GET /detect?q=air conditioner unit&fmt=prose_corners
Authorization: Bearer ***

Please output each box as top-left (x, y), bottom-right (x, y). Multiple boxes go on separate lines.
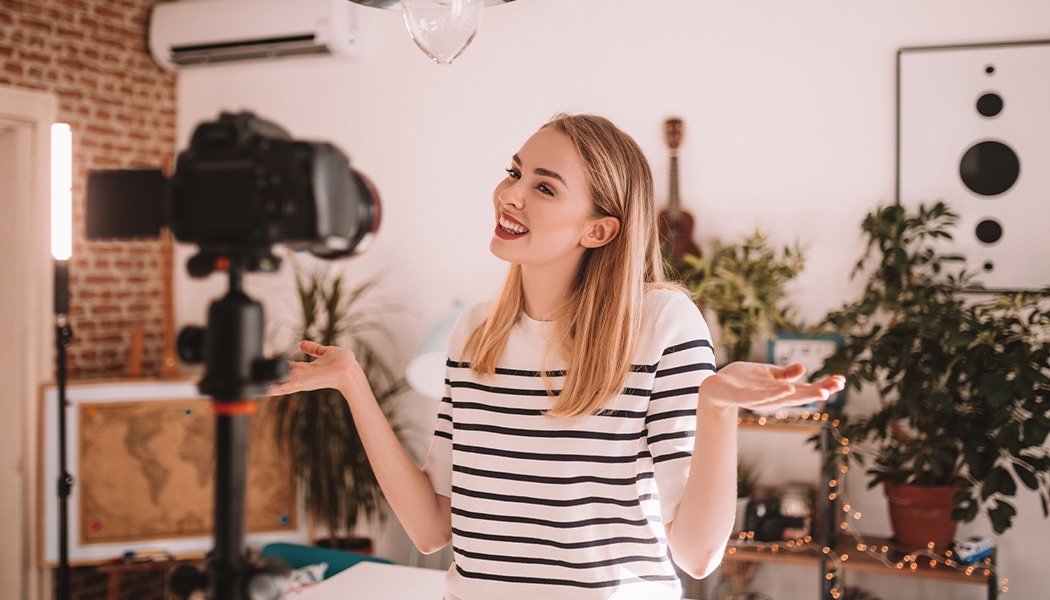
top-left (149, 0), bottom-right (362, 71)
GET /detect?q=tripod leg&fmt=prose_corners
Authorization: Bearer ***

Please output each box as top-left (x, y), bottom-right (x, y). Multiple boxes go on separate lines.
top-left (211, 407), bottom-right (252, 599)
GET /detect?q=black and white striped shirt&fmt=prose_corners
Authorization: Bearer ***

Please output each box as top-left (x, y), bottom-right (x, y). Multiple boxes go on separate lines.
top-left (424, 288), bottom-right (716, 599)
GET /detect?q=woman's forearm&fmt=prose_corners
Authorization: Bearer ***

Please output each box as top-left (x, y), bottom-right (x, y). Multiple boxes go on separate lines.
top-left (341, 375), bottom-right (452, 553)
top-left (667, 402), bottom-right (739, 579)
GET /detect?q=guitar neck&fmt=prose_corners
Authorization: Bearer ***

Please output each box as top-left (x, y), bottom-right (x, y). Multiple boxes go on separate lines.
top-left (668, 153), bottom-right (680, 216)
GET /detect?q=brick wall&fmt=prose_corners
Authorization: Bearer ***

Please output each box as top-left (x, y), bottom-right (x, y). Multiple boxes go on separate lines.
top-left (0, 0), bottom-right (176, 378)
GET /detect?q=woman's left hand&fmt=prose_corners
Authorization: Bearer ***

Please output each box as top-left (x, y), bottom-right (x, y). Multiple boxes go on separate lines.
top-left (699, 362), bottom-right (845, 412)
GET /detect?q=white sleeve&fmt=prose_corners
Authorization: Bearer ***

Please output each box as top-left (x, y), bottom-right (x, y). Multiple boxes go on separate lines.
top-left (645, 292), bottom-right (717, 523)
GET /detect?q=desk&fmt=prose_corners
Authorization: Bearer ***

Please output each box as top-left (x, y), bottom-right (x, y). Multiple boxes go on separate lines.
top-left (292, 561), bottom-right (448, 599)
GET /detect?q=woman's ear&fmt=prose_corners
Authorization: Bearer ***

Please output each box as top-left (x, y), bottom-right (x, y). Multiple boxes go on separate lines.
top-left (580, 216), bottom-right (622, 249)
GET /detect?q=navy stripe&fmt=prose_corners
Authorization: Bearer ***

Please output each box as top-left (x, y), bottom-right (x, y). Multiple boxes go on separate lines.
top-left (452, 443), bottom-right (651, 464)
top-left (437, 413), bottom-right (452, 422)
top-left (451, 506), bottom-right (660, 528)
top-left (450, 381), bottom-right (558, 396)
top-left (455, 565), bottom-right (679, 589)
top-left (663, 339), bottom-right (714, 356)
top-left (645, 408), bottom-right (695, 424)
top-left (451, 527), bottom-right (660, 550)
top-left (434, 430), bottom-right (452, 440)
top-left (454, 546), bottom-right (666, 570)
top-left (455, 401), bottom-right (648, 420)
top-left (648, 430), bottom-right (695, 445)
top-left (448, 339), bottom-right (712, 376)
top-left (454, 422), bottom-right (645, 441)
top-left (650, 386), bottom-right (699, 401)
top-left (453, 401), bottom-right (546, 417)
top-left (655, 362), bottom-right (716, 378)
top-left (453, 464), bottom-right (654, 486)
top-left (452, 485), bottom-right (653, 508)
top-left (653, 451), bottom-right (692, 464)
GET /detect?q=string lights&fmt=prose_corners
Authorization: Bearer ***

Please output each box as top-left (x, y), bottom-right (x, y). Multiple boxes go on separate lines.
top-left (731, 412), bottom-right (1009, 598)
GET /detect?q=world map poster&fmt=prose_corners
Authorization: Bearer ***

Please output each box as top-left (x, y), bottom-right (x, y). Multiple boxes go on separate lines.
top-left (77, 397), bottom-right (297, 543)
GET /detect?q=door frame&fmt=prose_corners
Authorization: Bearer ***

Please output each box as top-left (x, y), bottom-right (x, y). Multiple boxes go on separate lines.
top-left (0, 84), bottom-right (58, 600)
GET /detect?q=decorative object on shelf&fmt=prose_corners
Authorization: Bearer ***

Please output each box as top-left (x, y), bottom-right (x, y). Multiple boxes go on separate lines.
top-left (742, 483), bottom-right (815, 543)
top-left (657, 117), bottom-right (701, 261)
top-left (955, 536), bottom-right (996, 564)
top-left (817, 201), bottom-right (1050, 541)
top-left (675, 230), bottom-right (805, 362)
top-left (272, 263), bottom-right (407, 547)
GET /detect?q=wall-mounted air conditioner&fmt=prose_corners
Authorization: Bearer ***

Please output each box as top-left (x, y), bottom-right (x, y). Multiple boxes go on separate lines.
top-left (149, 0), bottom-right (362, 71)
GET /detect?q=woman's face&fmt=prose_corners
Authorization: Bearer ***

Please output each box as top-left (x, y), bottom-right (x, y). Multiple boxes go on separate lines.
top-left (490, 127), bottom-right (603, 268)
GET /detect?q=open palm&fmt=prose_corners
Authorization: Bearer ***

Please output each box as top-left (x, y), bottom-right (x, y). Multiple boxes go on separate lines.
top-left (266, 341), bottom-right (364, 398)
top-left (700, 362), bottom-right (845, 411)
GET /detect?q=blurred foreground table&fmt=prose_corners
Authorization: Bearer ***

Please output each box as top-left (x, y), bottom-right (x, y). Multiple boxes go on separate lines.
top-left (291, 561), bottom-right (448, 599)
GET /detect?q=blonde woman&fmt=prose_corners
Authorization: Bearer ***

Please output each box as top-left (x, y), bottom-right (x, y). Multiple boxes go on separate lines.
top-left (269, 114), bottom-right (844, 599)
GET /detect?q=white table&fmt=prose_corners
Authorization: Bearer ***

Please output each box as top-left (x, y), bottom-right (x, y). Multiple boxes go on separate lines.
top-left (291, 561), bottom-right (448, 599)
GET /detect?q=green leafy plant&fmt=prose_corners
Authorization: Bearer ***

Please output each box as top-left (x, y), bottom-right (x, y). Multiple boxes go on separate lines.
top-left (673, 230), bottom-right (806, 362)
top-left (817, 202), bottom-right (1050, 533)
top-left (273, 263), bottom-right (407, 540)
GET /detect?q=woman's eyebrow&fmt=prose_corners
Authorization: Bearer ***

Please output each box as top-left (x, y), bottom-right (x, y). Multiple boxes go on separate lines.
top-left (512, 153), bottom-right (568, 189)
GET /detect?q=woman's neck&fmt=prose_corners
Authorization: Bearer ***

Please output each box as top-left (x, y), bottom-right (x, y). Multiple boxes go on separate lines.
top-left (520, 259), bottom-right (581, 322)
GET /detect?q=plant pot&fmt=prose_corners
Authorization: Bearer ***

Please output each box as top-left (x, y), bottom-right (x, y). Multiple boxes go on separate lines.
top-left (883, 482), bottom-right (958, 551)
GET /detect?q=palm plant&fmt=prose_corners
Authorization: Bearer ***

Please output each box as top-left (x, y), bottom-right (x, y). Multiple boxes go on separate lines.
top-left (273, 263), bottom-right (406, 542)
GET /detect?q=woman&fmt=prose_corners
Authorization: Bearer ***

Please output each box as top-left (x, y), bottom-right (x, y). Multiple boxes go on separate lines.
top-left (268, 114), bottom-right (844, 599)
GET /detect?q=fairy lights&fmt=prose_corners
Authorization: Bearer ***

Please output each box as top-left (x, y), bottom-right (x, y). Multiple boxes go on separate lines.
top-left (732, 412), bottom-right (1010, 597)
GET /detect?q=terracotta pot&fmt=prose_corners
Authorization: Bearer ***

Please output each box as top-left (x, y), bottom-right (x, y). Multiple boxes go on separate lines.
top-left (883, 482), bottom-right (958, 551)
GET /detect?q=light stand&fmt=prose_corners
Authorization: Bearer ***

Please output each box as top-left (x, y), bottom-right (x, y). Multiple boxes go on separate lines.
top-left (50, 122), bottom-right (73, 600)
top-left (53, 260), bottom-right (73, 600)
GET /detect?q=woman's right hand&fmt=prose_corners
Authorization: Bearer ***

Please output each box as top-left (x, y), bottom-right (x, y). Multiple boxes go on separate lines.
top-left (266, 340), bottom-right (364, 398)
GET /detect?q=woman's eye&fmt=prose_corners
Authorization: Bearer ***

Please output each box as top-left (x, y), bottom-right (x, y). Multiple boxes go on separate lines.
top-left (536, 183), bottom-right (554, 196)
top-left (505, 167), bottom-right (520, 179)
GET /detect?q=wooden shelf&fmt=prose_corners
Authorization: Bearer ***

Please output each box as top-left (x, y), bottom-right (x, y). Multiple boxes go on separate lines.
top-left (724, 535), bottom-right (995, 586)
top-left (737, 415), bottom-right (828, 434)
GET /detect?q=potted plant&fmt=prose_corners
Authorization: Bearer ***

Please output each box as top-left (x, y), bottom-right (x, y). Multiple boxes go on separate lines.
top-left (273, 263), bottom-right (407, 551)
top-left (672, 230), bottom-right (806, 363)
top-left (817, 202), bottom-right (1050, 547)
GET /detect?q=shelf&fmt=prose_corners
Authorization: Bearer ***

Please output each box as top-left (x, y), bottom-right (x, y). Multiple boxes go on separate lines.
top-left (737, 414), bottom-right (830, 434)
top-left (723, 535), bottom-right (995, 586)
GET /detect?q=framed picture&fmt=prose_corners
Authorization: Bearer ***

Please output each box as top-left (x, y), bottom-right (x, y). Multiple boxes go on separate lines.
top-left (38, 379), bottom-right (308, 565)
top-left (761, 333), bottom-right (846, 414)
top-left (897, 39), bottom-right (1050, 292)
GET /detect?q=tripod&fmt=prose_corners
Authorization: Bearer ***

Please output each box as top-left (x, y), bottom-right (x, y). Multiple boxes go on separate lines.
top-left (172, 255), bottom-right (289, 600)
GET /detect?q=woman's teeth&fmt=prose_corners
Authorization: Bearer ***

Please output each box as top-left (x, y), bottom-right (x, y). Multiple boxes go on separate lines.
top-left (499, 216), bottom-right (529, 234)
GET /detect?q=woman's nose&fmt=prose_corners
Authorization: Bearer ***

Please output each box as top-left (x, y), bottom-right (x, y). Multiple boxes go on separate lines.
top-left (499, 185), bottom-right (524, 209)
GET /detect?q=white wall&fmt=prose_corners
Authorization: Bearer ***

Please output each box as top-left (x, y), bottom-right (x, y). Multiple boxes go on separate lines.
top-left (174, 1), bottom-right (1050, 598)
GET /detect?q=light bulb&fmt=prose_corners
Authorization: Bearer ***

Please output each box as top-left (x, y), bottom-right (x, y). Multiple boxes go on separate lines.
top-left (400, 0), bottom-right (483, 64)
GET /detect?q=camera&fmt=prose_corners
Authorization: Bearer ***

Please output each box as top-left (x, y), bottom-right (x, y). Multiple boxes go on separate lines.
top-left (86, 111), bottom-right (380, 273)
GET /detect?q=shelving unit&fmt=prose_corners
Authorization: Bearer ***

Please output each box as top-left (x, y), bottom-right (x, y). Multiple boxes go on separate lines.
top-left (730, 414), bottom-right (998, 600)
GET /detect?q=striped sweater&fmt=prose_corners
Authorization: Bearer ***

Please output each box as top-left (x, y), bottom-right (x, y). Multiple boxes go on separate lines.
top-left (423, 287), bottom-right (716, 599)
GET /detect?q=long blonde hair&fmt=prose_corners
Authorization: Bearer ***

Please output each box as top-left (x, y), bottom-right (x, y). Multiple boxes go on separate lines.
top-left (463, 114), bottom-right (665, 418)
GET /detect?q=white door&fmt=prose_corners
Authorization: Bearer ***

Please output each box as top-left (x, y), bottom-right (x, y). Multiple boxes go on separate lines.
top-left (0, 85), bottom-right (56, 600)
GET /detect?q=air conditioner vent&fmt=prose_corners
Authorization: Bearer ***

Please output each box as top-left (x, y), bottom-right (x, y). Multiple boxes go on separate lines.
top-left (170, 34), bottom-right (329, 66)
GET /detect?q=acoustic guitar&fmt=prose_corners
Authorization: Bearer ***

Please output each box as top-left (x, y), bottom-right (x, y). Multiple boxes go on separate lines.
top-left (657, 117), bottom-right (701, 260)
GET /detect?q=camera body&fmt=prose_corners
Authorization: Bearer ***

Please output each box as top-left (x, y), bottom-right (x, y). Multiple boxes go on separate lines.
top-left (86, 111), bottom-right (380, 272)
top-left (171, 112), bottom-right (378, 261)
